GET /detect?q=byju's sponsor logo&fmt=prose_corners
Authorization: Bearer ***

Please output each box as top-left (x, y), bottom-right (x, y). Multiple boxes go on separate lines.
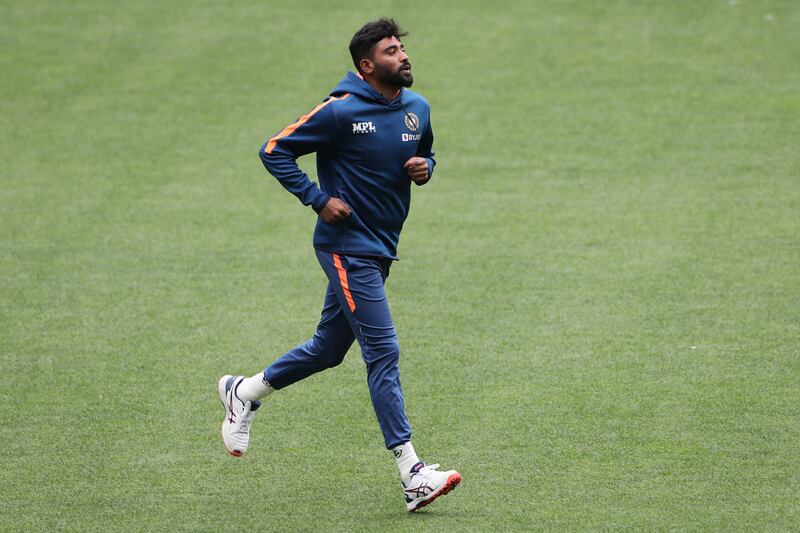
top-left (352, 122), bottom-right (376, 134)
top-left (402, 133), bottom-right (421, 142)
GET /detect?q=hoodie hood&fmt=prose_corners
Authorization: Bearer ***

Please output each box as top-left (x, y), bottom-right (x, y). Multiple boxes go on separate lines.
top-left (330, 71), bottom-right (405, 108)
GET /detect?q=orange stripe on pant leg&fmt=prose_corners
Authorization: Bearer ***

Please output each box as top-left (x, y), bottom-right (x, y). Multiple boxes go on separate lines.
top-left (332, 253), bottom-right (356, 313)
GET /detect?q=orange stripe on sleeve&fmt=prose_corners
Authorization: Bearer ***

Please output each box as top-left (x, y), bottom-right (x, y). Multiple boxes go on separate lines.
top-left (332, 253), bottom-right (356, 313)
top-left (264, 94), bottom-right (350, 154)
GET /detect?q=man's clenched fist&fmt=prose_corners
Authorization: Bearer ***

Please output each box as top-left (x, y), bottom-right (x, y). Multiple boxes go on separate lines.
top-left (319, 197), bottom-right (352, 223)
top-left (404, 157), bottom-right (430, 185)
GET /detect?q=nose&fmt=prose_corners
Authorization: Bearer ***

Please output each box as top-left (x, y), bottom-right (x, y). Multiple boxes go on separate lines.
top-left (399, 50), bottom-right (409, 62)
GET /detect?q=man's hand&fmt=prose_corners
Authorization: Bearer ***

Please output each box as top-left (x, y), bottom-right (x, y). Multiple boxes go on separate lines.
top-left (404, 157), bottom-right (430, 185)
top-left (319, 197), bottom-right (352, 223)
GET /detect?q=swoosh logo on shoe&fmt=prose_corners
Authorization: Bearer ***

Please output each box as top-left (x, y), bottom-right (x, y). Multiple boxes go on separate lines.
top-left (228, 392), bottom-right (236, 423)
top-left (404, 483), bottom-right (434, 497)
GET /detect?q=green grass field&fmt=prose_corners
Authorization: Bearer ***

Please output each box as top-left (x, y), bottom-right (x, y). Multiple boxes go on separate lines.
top-left (2, 0), bottom-right (799, 530)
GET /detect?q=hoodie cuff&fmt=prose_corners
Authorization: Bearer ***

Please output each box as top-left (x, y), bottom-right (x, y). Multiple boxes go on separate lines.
top-left (310, 190), bottom-right (331, 213)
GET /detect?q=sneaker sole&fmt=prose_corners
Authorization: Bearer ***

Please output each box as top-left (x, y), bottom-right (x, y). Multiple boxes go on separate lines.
top-left (408, 472), bottom-right (462, 512)
top-left (217, 375), bottom-right (242, 457)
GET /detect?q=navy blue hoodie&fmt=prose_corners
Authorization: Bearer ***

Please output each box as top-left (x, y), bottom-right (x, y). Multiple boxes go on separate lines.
top-left (259, 71), bottom-right (435, 260)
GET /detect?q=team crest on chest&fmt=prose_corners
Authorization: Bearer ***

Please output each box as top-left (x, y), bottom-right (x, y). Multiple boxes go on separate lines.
top-left (404, 112), bottom-right (419, 131)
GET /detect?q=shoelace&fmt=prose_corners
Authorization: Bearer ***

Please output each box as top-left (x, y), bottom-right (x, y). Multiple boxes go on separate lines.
top-left (235, 402), bottom-right (254, 431)
top-left (405, 463), bottom-right (443, 494)
top-left (409, 463), bottom-right (441, 483)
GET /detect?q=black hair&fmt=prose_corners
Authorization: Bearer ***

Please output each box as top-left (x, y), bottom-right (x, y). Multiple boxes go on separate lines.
top-left (349, 18), bottom-right (408, 73)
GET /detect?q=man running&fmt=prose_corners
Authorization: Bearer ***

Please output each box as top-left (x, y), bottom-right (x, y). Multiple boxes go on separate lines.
top-left (218, 18), bottom-right (461, 512)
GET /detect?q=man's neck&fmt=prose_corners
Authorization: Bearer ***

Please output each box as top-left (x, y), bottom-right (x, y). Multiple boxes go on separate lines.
top-left (363, 76), bottom-right (401, 102)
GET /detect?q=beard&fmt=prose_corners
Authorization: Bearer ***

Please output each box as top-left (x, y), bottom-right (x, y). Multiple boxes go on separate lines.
top-left (374, 60), bottom-right (413, 88)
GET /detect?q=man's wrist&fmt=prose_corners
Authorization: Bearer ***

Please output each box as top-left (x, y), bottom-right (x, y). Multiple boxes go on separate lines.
top-left (311, 193), bottom-right (331, 213)
top-left (423, 157), bottom-right (434, 178)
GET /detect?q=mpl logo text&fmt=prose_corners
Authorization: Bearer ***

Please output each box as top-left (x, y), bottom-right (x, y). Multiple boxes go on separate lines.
top-left (352, 122), bottom-right (376, 134)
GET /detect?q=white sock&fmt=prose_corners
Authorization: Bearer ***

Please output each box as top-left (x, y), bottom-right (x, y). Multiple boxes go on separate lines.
top-left (236, 372), bottom-right (274, 402)
top-left (392, 442), bottom-right (420, 484)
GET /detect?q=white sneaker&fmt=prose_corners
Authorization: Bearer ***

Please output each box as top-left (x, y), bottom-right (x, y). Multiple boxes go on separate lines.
top-left (217, 375), bottom-right (260, 457)
top-left (403, 461), bottom-right (462, 512)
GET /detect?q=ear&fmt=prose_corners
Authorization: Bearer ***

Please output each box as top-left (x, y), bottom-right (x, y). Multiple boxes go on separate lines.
top-left (359, 58), bottom-right (374, 75)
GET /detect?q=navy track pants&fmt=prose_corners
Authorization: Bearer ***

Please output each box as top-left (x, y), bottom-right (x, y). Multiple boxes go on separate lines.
top-left (263, 249), bottom-right (411, 449)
